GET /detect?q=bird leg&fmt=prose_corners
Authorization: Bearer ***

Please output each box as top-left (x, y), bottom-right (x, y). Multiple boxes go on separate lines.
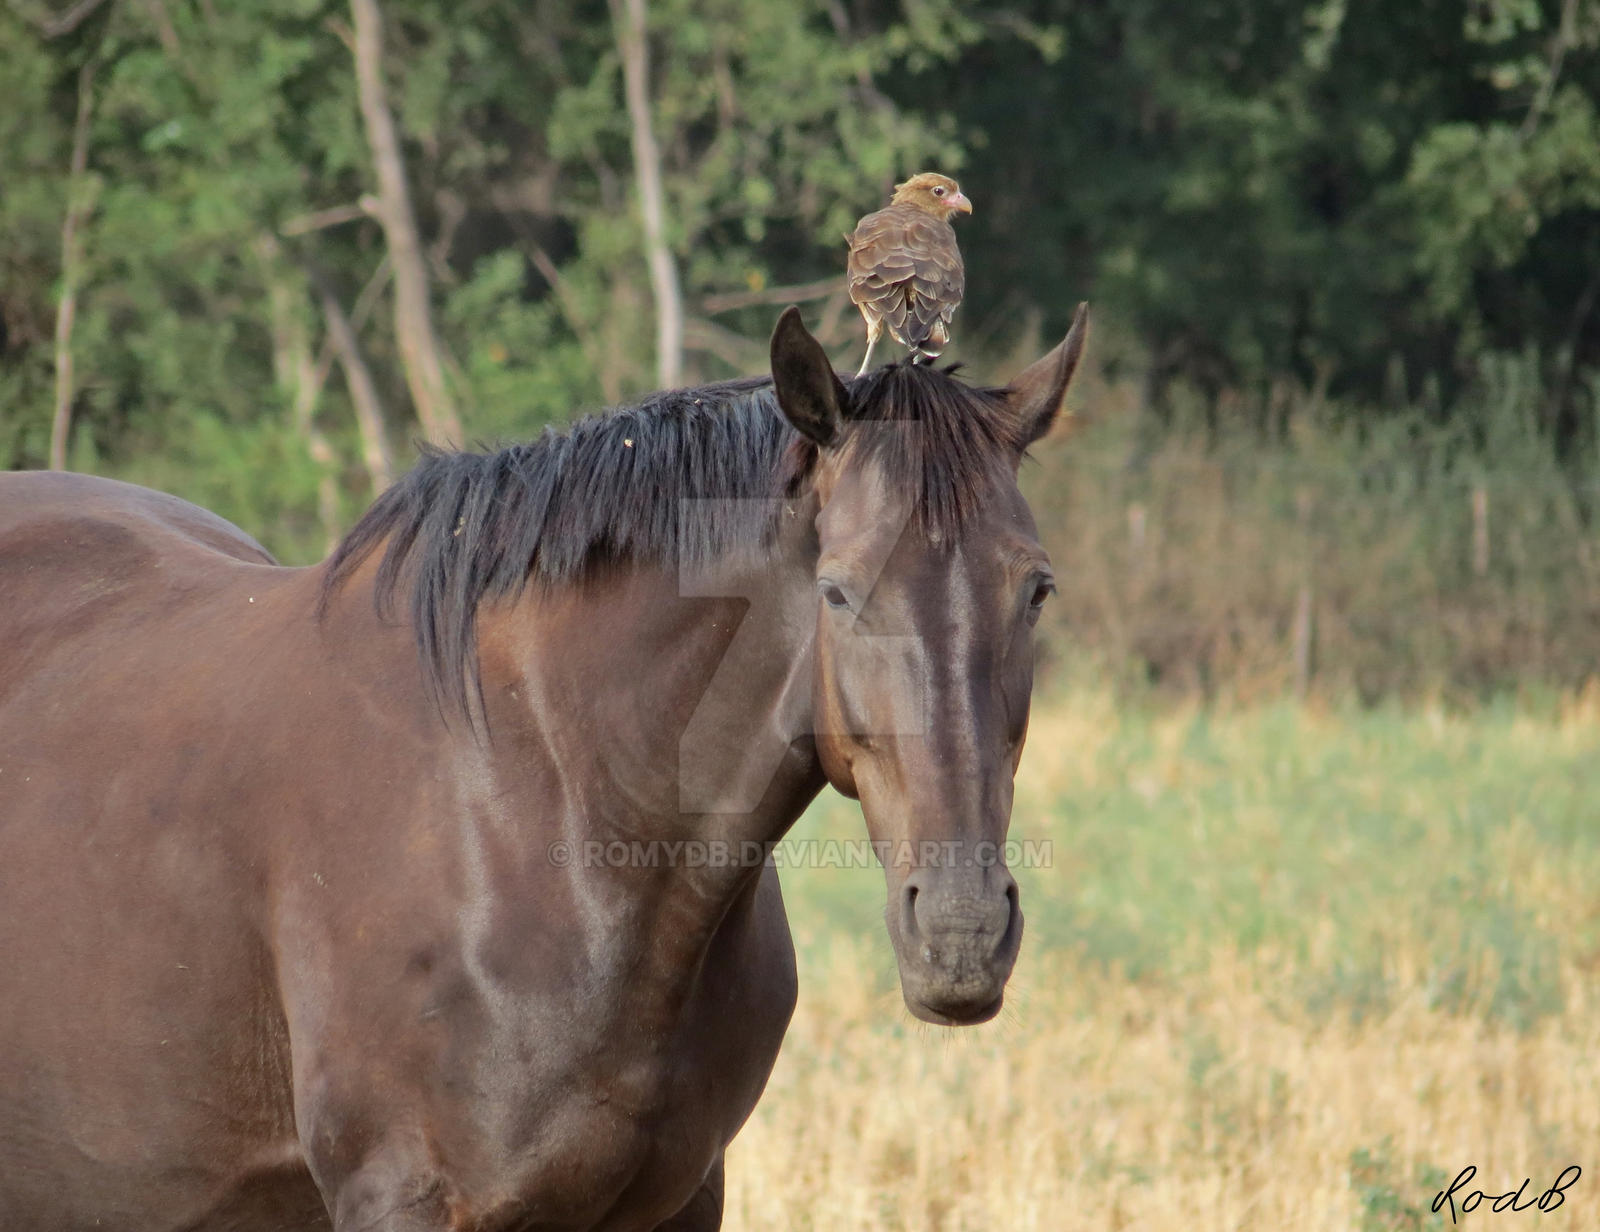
top-left (856, 315), bottom-right (882, 378)
top-left (855, 337), bottom-right (879, 378)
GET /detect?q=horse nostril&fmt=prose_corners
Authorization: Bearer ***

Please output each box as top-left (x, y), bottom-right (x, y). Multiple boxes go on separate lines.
top-left (998, 879), bottom-right (1023, 957)
top-left (900, 880), bottom-right (921, 941)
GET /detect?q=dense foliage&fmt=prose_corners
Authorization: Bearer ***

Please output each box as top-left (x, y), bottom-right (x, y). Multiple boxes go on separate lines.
top-left (2, 0), bottom-right (1598, 695)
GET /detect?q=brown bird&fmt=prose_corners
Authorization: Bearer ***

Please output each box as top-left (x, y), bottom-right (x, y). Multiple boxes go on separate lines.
top-left (845, 171), bottom-right (972, 376)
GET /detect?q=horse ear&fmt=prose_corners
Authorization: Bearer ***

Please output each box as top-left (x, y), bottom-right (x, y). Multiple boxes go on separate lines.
top-left (1006, 302), bottom-right (1089, 447)
top-left (770, 306), bottom-right (846, 447)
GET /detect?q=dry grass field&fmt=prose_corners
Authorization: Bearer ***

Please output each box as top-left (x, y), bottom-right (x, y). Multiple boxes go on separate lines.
top-left (724, 691), bottom-right (1600, 1230)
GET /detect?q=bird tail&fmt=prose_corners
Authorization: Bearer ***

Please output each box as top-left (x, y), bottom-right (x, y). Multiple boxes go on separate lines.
top-left (912, 319), bottom-right (950, 363)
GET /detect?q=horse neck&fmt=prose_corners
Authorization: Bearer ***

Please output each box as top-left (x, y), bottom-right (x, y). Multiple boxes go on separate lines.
top-left (461, 550), bottom-right (820, 1027)
top-left (475, 545), bottom-right (825, 855)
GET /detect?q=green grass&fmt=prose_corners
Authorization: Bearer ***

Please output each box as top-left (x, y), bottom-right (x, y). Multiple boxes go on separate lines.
top-left (777, 692), bottom-right (1600, 1030)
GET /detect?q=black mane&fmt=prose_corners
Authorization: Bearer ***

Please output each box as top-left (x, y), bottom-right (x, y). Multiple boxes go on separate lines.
top-left (321, 362), bottom-right (1020, 720)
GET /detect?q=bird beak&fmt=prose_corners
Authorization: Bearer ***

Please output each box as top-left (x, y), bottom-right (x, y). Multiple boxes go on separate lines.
top-left (951, 192), bottom-right (973, 215)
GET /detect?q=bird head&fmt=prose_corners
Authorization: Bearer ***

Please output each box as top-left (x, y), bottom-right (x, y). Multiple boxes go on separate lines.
top-left (891, 172), bottom-right (973, 220)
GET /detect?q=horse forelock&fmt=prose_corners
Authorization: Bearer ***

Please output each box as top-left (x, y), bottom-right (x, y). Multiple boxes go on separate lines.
top-left (792, 362), bottom-right (1021, 537)
top-left (319, 362), bottom-right (1019, 721)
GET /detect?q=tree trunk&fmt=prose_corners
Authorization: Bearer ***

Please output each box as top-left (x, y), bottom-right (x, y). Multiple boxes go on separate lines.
top-left (317, 277), bottom-right (397, 496)
top-left (350, 0), bottom-right (464, 445)
top-left (610, 0), bottom-right (683, 389)
top-left (300, 256), bottom-right (396, 496)
top-left (255, 235), bottom-right (343, 550)
top-left (48, 61), bottom-right (96, 472)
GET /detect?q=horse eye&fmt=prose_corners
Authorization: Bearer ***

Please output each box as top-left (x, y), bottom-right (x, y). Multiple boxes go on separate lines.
top-left (1029, 580), bottom-right (1056, 609)
top-left (821, 584), bottom-right (850, 610)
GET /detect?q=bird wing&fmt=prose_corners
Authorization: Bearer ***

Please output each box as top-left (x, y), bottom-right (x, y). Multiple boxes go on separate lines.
top-left (846, 206), bottom-right (963, 349)
top-left (901, 213), bottom-right (964, 350)
top-left (846, 206), bottom-right (918, 344)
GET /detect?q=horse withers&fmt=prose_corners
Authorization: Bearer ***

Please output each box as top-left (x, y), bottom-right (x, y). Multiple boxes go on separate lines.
top-left (0, 305), bottom-right (1087, 1231)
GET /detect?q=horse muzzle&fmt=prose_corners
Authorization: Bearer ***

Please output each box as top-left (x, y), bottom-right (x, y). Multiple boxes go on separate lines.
top-left (889, 864), bottom-right (1023, 1025)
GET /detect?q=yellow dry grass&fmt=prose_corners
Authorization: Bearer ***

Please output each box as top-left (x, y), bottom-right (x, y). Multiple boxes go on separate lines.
top-left (726, 943), bottom-right (1598, 1229)
top-left (723, 697), bottom-right (1600, 1230)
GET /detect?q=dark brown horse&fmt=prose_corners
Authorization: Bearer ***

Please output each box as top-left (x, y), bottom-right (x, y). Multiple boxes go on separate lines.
top-left (0, 305), bottom-right (1087, 1231)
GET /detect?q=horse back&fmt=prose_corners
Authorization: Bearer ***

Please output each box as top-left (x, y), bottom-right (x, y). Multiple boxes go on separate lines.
top-left (0, 469), bottom-right (275, 569)
top-left (0, 472), bottom-right (276, 691)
